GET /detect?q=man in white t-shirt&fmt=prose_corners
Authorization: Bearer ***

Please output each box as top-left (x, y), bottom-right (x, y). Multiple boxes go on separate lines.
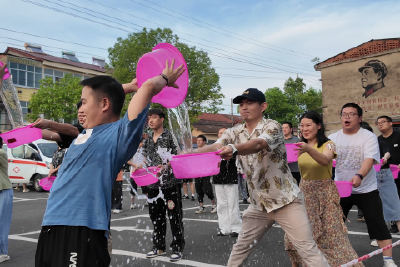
top-left (329, 103), bottom-right (396, 267)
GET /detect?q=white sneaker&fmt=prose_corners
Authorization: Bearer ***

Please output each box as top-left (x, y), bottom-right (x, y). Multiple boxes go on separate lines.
top-left (195, 206), bottom-right (205, 214)
top-left (383, 259), bottom-right (398, 267)
top-left (113, 209), bottom-right (122, 214)
top-left (130, 203), bottom-right (137, 209)
top-left (146, 248), bottom-right (166, 258)
top-left (0, 255), bottom-right (10, 263)
top-left (23, 189), bottom-right (30, 193)
top-left (211, 205), bottom-right (217, 213)
top-left (371, 240), bottom-right (379, 247)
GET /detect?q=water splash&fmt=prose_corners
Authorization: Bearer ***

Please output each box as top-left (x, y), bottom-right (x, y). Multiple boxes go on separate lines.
top-left (167, 101), bottom-right (192, 154)
top-left (0, 77), bottom-right (24, 128)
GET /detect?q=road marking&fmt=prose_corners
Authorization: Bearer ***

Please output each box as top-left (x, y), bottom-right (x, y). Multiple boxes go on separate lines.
top-left (13, 197), bottom-right (48, 202)
top-left (183, 205), bottom-right (212, 211)
top-left (184, 218), bottom-right (218, 223)
top-left (16, 230), bottom-right (41, 236)
top-left (110, 226), bottom-right (152, 233)
top-left (8, 235), bottom-right (38, 243)
top-left (112, 249), bottom-right (226, 267)
top-left (111, 214), bottom-right (149, 222)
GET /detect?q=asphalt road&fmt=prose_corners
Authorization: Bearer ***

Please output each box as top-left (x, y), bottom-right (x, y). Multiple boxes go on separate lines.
top-left (3, 183), bottom-right (400, 267)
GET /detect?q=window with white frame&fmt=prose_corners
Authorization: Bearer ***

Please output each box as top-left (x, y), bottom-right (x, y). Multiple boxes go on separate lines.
top-left (20, 101), bottom-right (30, 122)
top-left (9, 62), bottom-right (42, 88)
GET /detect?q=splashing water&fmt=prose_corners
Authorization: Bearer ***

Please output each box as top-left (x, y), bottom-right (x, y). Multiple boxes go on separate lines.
top-left (167, 101), bottom-right (192, 154)
top-left (0, 77), bottom-right (24, 128)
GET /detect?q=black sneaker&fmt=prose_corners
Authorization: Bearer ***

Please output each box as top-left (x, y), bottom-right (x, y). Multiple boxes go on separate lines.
top-left (389, 224), bottom-right (399, 234)
top-left (191, 196), bottom-right (195, 201)
top-left (230, 232), bottom-right (239, 237)
top-left (182, 195), bottom-right (189, 200)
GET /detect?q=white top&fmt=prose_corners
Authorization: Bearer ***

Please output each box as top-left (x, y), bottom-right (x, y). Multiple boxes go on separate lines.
top-left (328, 128), bottom-right (380, 194)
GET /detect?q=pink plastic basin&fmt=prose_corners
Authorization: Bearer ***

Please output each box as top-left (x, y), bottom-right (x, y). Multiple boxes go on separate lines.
top-left (332, 160), bottom-right (336, 168)
top-left (170, 151), bottom-right (222, 179)
top-left (335, 181), bottom-right (352, 198)
top-left (136, 43), bottom-right (189, 108)
top-left (390, 164), bottom-right (399, 179)
top-left (130, 167), bottom-right (159, 186)
top-left (0, 62), bottom-right (10, 80)
top-left (0, 124), bottom-right (42, 148)
top-left (39, 176), bottom-right (56, 191)
top-left (374, 159), bottom-right (384, 172)
top-left (285, 144), bottom-right (298, 163)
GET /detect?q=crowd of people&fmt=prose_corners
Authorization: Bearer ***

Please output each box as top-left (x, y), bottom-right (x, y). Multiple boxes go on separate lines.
top-left (0, 60), bottom-right (399, 267)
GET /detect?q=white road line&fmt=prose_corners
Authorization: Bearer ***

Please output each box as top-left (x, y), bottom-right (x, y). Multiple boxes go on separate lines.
top-left (8, 235), bottom-right (38, 243)
top-left (183, 218), bottom-right (218, 223)
top-left (111, 214), bottom-right (149, 222)
top-left (183, 205), bottom-right (212, 211)
top-left (112, 249), bottom-right (226, 267)
top-left (110, 226), bottom-right (152, 233)
top-left (15, 230), bottom-right (41, 236)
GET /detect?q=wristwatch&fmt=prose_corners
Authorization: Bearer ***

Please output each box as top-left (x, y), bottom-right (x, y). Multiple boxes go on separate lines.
top-left (160, 74), bottom-right (169, 86)
top-left (227, 144), bottom-right (238, 157)
top-left (355, 173), bottom-right (363, 180)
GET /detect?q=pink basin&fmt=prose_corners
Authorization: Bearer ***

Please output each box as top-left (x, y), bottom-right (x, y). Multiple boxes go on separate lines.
top-left (0, 62), bottom-right (10, 80)
top-left (373, 159), bottom-right (384, 172)
top-left (285, 144), bottom-right (298, 163)
top-left (39, 176), bottom-right (56, 191)
top-left (130, 167), bottom-right (159, 186)
top-left (171, 151), bottom-right (222, 179)
top-left (332, 160), bottom-right (336, 168)
top-left (390, 164), bottom-right (399, 179)
top-left (335, 181), bottom-right (352, 198)
top-left (0, 124), bottom-right (42, 148)
top-left (136, 43), bottom-right (188, 108)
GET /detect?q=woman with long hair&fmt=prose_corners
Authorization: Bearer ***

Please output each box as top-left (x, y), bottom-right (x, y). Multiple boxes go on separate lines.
top-left (284, 111), bottom-right (363, 267)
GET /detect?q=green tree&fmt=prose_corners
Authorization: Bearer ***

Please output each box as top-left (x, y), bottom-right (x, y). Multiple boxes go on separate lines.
top-left (258, 77), bottom-right (322, 126)
top-left (108, 27), bottom-right (224, 124)
top-left (27, 74), bottom-right (82, 123)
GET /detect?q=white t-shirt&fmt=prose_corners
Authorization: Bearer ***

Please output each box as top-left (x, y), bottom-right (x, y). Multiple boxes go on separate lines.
top-left (328, 128), bottom-right (380, 194)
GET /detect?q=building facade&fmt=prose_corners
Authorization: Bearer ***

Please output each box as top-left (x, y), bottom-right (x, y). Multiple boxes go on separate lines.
top-left (0, 44), bottom-right (107, 131)
top-left (315, 38), bottom-right (400, 135)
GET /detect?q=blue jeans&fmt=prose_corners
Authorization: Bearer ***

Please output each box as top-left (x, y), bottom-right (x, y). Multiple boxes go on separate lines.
top-left (238, 174), bottom-right (248, 199)
top-left (377, 168), bottom-right (400, 221)
top-left (0, 189), bottom-right (13, 255)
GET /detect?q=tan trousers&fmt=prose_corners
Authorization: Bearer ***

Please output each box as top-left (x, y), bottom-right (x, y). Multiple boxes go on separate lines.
top-left (227, 196), bottom-right (330, 267)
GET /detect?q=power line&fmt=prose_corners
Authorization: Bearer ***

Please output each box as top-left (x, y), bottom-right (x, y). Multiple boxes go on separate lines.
top-left (0, 37), bottom-right (106, 59)
top-left (44, 0), bottom-right (315, 72)
top-left (128, 0), bottom-right (313, 59)
top-left (18, 0), bottom-right (320, 77)
top-left (143, 0), bottom-right (315, 58)
top-left (0, 27), bottom-right (107, 51)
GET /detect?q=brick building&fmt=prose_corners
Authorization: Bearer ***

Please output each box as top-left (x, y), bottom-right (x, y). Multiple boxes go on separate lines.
top-left (315, 38), bottom-right (400, 135)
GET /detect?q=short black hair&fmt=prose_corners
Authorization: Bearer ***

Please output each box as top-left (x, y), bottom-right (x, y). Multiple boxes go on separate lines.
top-left (341, 103), bottom-right (363, 117)
top-left (360, 121), bottom-right (373, 133)
top-left (377, 115), bottom-right (392, 122)
top-left (282, 122), bottom-right (293, 128)
top-left (299, 111), bottom-right (329, 148)
top-left (0, 134), bottom-right (2, 148)
top-left (77, 100), bottom-right (82, 110)
top-left (80, 75), bottom-right (125, 116)
top-left (197, 135), bottom-right (207, 142)
top-left (148, 108), bottom-right (165, 119)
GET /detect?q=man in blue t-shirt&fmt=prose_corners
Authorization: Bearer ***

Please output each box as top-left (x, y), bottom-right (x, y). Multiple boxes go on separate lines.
top-left (35, 61), bottom-right (185, 267)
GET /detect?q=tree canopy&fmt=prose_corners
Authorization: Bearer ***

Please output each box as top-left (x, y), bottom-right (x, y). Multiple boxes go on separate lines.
top-left (108, 27), bottom-right (224, 124)
top-left (27, 74), bottom-right (82, 123)
top-left (263, 77), bottom-right (322, 126)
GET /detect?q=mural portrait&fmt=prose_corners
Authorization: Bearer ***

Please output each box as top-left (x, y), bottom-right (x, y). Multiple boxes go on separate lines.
top-left (359, 59), bottom-right (388, 98)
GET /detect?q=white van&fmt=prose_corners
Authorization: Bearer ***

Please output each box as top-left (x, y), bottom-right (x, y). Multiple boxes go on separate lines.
top-left (2, 139), bottom-right (58, 192)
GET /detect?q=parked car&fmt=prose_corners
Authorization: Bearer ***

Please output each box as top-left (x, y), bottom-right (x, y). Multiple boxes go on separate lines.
top-left (3, 139), bottom-right (58, 192)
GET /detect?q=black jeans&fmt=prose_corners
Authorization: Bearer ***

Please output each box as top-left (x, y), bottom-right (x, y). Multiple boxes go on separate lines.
top-left (195, 176), bottom-right (215, 203)
top-left (112, 181), bottom-right (123, 210)
top-left (291, 172), bottom-right (301, 185)
top-left (148, 185), bottom-right (185, 252)
top-left (340, 190), bottom-right (392, 240)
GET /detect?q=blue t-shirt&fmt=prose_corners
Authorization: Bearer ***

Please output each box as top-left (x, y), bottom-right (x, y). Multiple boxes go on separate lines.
top-left (42, 107), bottom-right (149, 232)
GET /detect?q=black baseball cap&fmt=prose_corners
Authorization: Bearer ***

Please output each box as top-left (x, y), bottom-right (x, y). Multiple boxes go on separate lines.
top-left (232, 88), bottom-right (266, 104)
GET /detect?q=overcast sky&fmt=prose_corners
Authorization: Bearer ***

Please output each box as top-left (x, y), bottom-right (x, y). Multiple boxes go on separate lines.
top-left (2, 0), bottom-right (400, 114)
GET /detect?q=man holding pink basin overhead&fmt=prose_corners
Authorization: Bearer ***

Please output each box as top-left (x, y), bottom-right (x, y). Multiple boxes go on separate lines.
top-left (34, 60), bottom-right (185, 267)
top-left (195, 88), bottom-right (330, 267)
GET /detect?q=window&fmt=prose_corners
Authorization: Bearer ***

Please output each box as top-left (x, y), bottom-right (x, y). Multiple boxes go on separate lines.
top-left (11, 146), bottom-right (24, 159)
top-left (9, 63), bottom-right (42, 88)
top-left (20, 101), bottom-right (30, 123)
top-left (83, 75), bottom-right (92, 80)
top-left (74, 74), bottom-right (82, 80)
top-left (24, 145), bottom-right (39, 160)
